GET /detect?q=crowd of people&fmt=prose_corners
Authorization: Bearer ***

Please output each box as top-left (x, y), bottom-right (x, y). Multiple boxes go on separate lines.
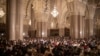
top-left (0, 37), bottom-right (100, 56)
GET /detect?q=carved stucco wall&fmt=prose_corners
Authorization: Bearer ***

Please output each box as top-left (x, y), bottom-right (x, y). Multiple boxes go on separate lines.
top-left (0, 0), bottom-right (96, 28)
top-left (25, 0), bottom-right (71, 29)
top-left (0, 0), bottom-right (99, 39)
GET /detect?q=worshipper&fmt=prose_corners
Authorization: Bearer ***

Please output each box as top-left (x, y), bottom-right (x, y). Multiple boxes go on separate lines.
top-left (0, 37), bottom-right (100, 56)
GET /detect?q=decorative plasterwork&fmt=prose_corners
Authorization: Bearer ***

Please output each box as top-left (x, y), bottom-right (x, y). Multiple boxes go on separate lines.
top-left (23, 0), bottom-right (96, 29)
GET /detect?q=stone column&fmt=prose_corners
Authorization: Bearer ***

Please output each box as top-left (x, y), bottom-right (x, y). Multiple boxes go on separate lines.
top-left (42, 22), bottom-right (48, 37)
top-left (79, 16), bottom-right (85, 39)
top-left (70, 15), bottom-right (86, 39)
top-left (84, 19), bottom-right (94, 38)
top-left (31, 5), bottom-right (34, 30)
top-left (84, 19), bottom-right (90, 38)
top-left (89, 19), bottom-right (94, 36)
top-left (7, 0), bottom-right (16, 40)
top-left (30, 4), bottom-right (36, 37)
top-left (36, 22), bottom-right (42, 37)
top-left (36, 22), bottom-right (48, 38)
top-left (84, 4), bottom-right (96, 38)
top-left (70, 15), bottom-right (79, 39)
top-left (16, 0), bottom-right (24, 40)
top-left (70, 0), bottom-right (87, 39)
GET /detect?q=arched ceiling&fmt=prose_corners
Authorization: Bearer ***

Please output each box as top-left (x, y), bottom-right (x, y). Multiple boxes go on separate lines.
top-left (0, 0), bottom-right (100, 29)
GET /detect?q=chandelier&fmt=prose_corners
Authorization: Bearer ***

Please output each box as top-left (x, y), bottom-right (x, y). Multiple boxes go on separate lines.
top-left (51, 6), bottom-right (59, 17)
top-left (0, 8), bottom-right (5, 18)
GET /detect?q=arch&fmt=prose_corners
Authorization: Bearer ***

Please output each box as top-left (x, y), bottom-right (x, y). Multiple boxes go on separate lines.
top-left (25, 0), bottom-right (34, 18)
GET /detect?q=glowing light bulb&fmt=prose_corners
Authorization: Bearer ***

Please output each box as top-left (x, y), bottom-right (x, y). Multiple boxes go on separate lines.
top-left (51, 6), bottom-right (59, 17)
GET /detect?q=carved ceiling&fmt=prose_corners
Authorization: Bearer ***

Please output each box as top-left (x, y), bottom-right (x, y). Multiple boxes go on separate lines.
top-left (25, 0), bottom-right (86, 28)
top-left (0, 0), bottom-right (100, 28)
